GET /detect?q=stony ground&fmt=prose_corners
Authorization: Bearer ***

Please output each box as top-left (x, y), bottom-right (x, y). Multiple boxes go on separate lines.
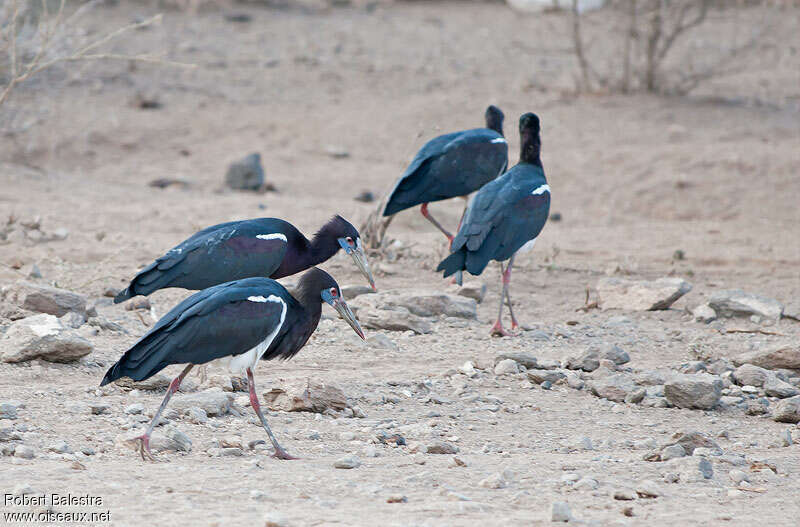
top-left (1, 1), bottom-right (800, 526)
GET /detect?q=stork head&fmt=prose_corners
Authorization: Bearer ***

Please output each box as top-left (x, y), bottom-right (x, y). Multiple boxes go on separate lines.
top-left (485, 105), bottom-right (505, 135)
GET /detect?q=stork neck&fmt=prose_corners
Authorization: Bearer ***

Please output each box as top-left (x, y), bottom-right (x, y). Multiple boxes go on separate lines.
top-left (293, 286), bottom-right (323, 330)
top-left (520, 130), bottom-right (541, 166)
top-left (306, 232), bottom-right (340, 267)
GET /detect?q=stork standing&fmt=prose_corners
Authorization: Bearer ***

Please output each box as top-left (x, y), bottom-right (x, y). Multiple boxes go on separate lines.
top-left (382, 106), bottom-right (508, 244)
top-left (101, 268), bottom-right (364, 461)
top-left (114, 215), bottom-right (375, 303)
top-left (437, 113), bottom-right (550, 336)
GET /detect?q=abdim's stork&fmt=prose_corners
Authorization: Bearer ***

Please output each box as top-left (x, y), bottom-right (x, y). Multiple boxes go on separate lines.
top-left (101, 268), bottom-right (364, 461)
top-left (383, 106), bottom-right (508, 243)
top-left (114, 216), bottom-right (375, 303)
top-left (437, 113), bottom-right (550, 336)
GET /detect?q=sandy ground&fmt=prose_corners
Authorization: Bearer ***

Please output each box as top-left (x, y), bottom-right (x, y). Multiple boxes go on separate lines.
top-left (1, 1), bottom-right (800, 526)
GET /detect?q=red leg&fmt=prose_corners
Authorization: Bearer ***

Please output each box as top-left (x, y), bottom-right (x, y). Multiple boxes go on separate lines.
top-left (133, 364), bottom-right (193, 461)
top-left (503, 255), bottom-right (520, 331)
top-left (420, 203), bottom-right (453, 244)
top-left (247, 368), bottom-right (298, 460)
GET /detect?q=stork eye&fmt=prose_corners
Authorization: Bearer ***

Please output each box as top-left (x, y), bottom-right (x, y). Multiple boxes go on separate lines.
top-left (329, 287), bottom-right (338, 297)
top-left (346, 237), bottom-right (354, 246)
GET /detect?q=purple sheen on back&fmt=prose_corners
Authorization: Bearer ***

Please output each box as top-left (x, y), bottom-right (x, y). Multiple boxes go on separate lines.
top-left (223, 236), bottom-right (284, 254)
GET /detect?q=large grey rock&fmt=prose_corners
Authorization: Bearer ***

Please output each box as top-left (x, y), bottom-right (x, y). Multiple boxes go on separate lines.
top-left (353, 305), bottom-right (432, 334)
top-left (494, 359), bottom-right (520, 375)
top-left (565, 349), bottom-right (600, 372)
top-left (2, 281), bottom-right (86, 318)
top-left (1, 314), bottom-right (92, 363)
top-left (597, 277), bottom-right (692, 311)
top-left (0, 402), bottom-right (18, 420)
top-left (732, 364), bottom-right (770, 387)
top-left (113, 373), bottom-right (172, 391)
top-left (588, 373), bottom-right (637, 402)
top-left (664, 457), bottom-right (713, 482)
top-left (772, 397), bottom-right (800, 423)
top-left (764, 376), bottom-right (799, 398)
top-left (708, 289), bottom-right (783, 320)
top-left (734, 345), bottom-right (800, 371)
top-left (225, 152), bottom-right (264, 191)
top-left (262, 379), bottom-right (348, 413)
top-left (340, 284), bottom-right (375, 300)
top-left (454, 282), bottom-right (487, 303)
top-left (495, 351), bottom-right (538, 369)
top-left (527, 369), bottom-right (567, 385)
top-left (169, 389), bottom-right (234, 417)
top-left (351, 290), bottom-right (477, 320)
top-left (664, 431), bottom-right (721, 455)
top-left (664, 374), bottom-right (722, 409)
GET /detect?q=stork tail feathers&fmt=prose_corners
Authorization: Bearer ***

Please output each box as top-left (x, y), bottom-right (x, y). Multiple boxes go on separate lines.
top-left (436, 250), bottom-right (466, 279)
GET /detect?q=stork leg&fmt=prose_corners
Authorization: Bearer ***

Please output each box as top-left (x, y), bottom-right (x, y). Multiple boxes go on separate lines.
top-left (490, 262), bottom-right (513, 337)
top-left (420, 203), bottom-right (453, 244)
top-left (133, 363), bottom-right (193, 461)
top-left (503, 254), bottom-right (520, 331)
top-left (246, 368), bottom-right (298, 460)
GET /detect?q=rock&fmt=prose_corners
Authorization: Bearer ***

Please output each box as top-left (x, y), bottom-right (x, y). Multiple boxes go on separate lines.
top-left (333, 455), bottom-right (360, 469)
top-left (14, 445), bottom-right (35, 459)
top-left (262, 379), bottom-right (347, 413)
top-left (340, 284), bottom-right (374, 300)
top-left (624, 388), bottom-right (646, 404)
top-left (665, 431), bottom-right (721, 455)
top-left (636, 480), bottom-right (663, 498)
top-left (734, 345), bottom-right (800, 372)
top-left (183, 406), bottom-right (207, 424)
top-left (0, 402), bottom-right (18, 420)
top-left (665, 457), bottom-right (713, 482)
top-left (574, 477), bottom-right (598, 490)
top-left (764, 376), bottom-right (799, 398)
top-left (660, 444), bottom-right (686, 461)
top-left (1, 314), bottom-right (93, 363)
top-left (692, 304), bottom-right (717, 323)
top-left (455, 282), bottom-right (487, 303)
top-left (732, 364), bottom-right (769, 387)
top-left (494, 359), bottom-right (520, 375)
top-left (264, 512), bottom-right (289, 527)
top-left (664, 374), bottom-right (722, 409)
top-left (225, 152), bottom-right (264, 191)
top-left (425, 441), bottom-right (459, 454)
top-left (366, 334), bottom-right (398, 351)
top-left (495, 351), bottom-right (538, 369)
top-left (124, 403), bottom-right (144, 415)
top-left (90, 403), bottom-right (110, 415)
top-left (2, 281), bottom-right (87, 318)
top-left (527, 369), bottom-right (566, 385)
top-left (59, 311), bottom-right (85, 329)
top-left (708, 289), bottom-right (783, 320)
top-left (350, 289), bottom-right (476, 320)
top-left (588, 373), bottom-right (637, 402)
top-left (565, 349), bottom-right (600, 372)
top-left (597, 277), bottom-right (692, 311)
top-left (351, 304), bottom-right (432, 334)
top-left (613, 489), bottom-right (637, 501)
top-left (602, 345), bottom-right (630, 366)
top-left (772, 396), bottom-right (800, 423)
top-left (729, 469), bottom-right (749, 484)
top-left (551, 501), bottom-right (573, 522)
top-left (169, 389), bottom-right (234, 417)
top-left (47, 440), bottom-right (71, 454)
top-left (479, 473), bottom-right (507, 489)
top-left (114, 373), bottom-right (172, 391)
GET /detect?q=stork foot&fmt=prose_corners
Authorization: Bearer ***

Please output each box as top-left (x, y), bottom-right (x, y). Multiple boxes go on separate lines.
top-left (490, 321), bottom-right (517, 337)
top-left (133, 434), bottom-right (157, 462)
top-left (271, 447), bottom-right (300, 460)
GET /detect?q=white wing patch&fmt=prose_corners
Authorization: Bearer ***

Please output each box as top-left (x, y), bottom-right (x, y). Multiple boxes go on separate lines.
top-left (256, 233), bottom-right (287, 242)
top-left (517, 237), bottom-right (537, 254)
top-left (532, 184), bottom-right (550, 195)
top-left (229, 295), bottom-right (287, 373)
top-left (491, 138), bottom-right (507, 144)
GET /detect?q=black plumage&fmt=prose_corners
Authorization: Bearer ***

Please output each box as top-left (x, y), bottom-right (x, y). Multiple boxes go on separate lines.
top-left (383, 106), bottom-right (508, 242)
top-left (114, 216), bottom-right (375, 303)
top-left (438, 113), bottom-right (550, 336)
top-left (102, 268), bottom-right (364, 460)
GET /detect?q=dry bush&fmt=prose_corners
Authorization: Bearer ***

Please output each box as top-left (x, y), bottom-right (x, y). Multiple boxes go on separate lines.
top-left (570, 0), bottom-right (784, 95)
top-left (0, 0), bottom-right (191, 108)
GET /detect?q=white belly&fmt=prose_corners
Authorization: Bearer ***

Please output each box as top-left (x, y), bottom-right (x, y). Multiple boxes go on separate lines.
top-left (227, 296), bottom-right (287, 373)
